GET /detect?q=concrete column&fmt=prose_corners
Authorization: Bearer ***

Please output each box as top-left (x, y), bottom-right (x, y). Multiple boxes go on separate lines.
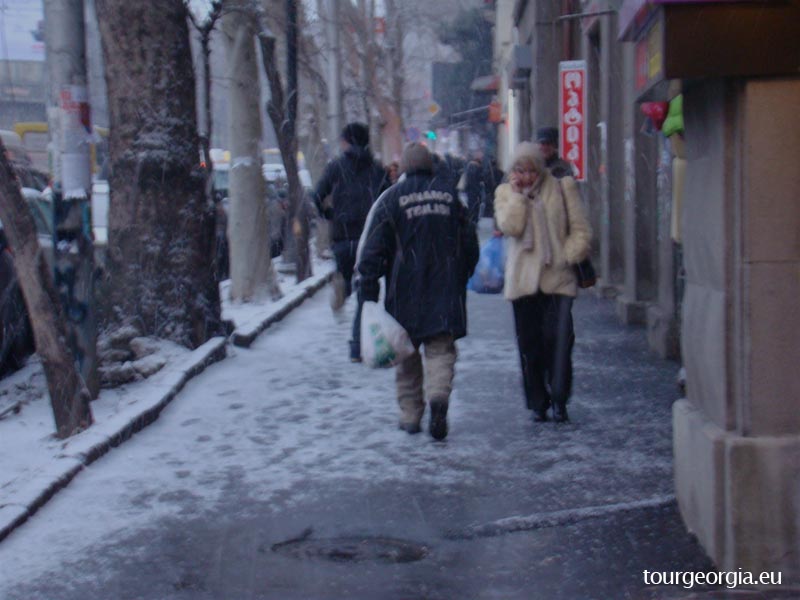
top-left (595, 16), bottom-right (625, 298)
top-left (674, 77), bottom-right (800, 577)
top-left (584, 28), bottom-right (604, 282)
top-left (646, 134), bottom-right (680, 359)
top-left (617, 44), bottom-right (658, 325)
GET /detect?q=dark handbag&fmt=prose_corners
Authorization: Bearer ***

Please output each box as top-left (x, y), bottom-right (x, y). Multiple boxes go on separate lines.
top-left (557, 180), bottom-right (596, 289)
top-left (573, 257), bottom-right (597, 288)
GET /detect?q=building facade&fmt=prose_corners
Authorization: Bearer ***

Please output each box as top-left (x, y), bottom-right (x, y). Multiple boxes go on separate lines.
top-left (497, 0), bottom-right (800, 579)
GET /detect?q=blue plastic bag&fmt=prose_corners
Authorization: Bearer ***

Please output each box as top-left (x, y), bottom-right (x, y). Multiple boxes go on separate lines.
top-left (468, 236), bottom-right (505, 294)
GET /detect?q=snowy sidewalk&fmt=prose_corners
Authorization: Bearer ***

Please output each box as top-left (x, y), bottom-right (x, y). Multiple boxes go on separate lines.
top-left (0, 284), bottom-right (745, 600)
top-left (0, 258), bottom-right (335, 542)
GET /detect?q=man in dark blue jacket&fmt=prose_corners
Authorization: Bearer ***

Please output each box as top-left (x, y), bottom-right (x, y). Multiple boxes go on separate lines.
top-left (313, 122), bottom-right (388, 361)
top-left (536, 127), bottom-right (574, 179)
top-left (356, 143), bottom-right (479, 440)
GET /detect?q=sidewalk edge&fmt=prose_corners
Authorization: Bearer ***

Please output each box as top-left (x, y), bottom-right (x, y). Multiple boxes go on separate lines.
top-left (231, 269), bottom-right (335, 348)
top-left (0, 269), bottom-right (334, 544)
top-left (0, 337), bottom-right (226, 544)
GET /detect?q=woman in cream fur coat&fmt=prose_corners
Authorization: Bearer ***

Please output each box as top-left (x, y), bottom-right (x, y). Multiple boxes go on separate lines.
top-left (494, 142), bottom-right (592, 423)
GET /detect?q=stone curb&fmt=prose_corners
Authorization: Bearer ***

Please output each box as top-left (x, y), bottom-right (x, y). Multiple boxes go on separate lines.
top-left (0, 269), bottom-right (335, 544)
top-left (0, 269), bottom-right (335, 543)
top-left (231, 269), bottom-right (335, 348)
top-left (0, 336), bottom-right (227, 544)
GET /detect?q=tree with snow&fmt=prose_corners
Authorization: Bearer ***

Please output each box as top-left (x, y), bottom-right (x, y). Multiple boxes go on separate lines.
top-left (94, 0), bottom-right (222, 347)
top-left (222, 0), bottom-right (283, 300)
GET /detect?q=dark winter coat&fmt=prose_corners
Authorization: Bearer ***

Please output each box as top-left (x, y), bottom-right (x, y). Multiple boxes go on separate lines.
top-left (546, 155), bottom-right (574, 179)
top-left (464, 160), bottom-right (484, 224)
top-left (312, 146), bottom-right (388, 243)
top-left (482, 161), bottom-right (504, 219)
top-left (356, 169), bottom-right (480, 344)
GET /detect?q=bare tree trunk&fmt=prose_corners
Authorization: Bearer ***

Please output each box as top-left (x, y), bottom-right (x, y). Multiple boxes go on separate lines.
top-left (200, 28), bottom-right (215, 202)
top-left (222, 1), bottom-right (281, 301)
top-left (386, 0), bottom-right (404, 125)
top-left (0, 141), bottom-right (93, 438)
top-left (285, 0), bottom-right (311, 281)
top-left (259, 14), bottom-right (311, 283)
top-left (324, 0), bottom-right (342, 143)
top-left (95, 0), bottom-right (222, 347)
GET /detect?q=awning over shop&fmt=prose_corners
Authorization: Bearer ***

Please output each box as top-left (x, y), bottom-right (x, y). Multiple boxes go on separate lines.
top-left (618, 0), bottom-right (764, 40)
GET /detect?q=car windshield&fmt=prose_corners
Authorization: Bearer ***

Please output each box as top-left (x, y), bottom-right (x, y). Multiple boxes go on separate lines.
top-left (213, 168), bottom-right (229, 190)
top-left (29, 197), bottom-right (53, 236)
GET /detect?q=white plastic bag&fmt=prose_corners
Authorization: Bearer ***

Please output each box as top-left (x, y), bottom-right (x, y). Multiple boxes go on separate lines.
top-left (360, 301), bottom-right (415, 368)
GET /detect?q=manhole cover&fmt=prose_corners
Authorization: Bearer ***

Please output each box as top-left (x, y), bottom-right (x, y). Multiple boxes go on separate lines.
top-left (272, 535), bottom-right (429, 564)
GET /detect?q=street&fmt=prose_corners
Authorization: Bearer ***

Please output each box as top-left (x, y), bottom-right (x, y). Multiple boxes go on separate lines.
top-left (0, 286), bottom-right (727, 600)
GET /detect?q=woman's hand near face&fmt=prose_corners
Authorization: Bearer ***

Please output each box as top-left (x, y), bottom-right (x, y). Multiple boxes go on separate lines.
top-left (510, 169), bottom-right (524, 193)
top-left (510, 166), bottom-right (539, 195)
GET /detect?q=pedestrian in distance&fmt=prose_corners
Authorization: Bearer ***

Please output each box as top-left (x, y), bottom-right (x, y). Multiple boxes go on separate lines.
top-left (494, 142), bottom-right (592, 423)
top-left (482, 155), bottom-right (504, 220)
top-left (462, 148), bottom-right (485, 225)
top-left (356, 143), bottom-right (479, 440)
top-left (386, 161), bottom-right (400, 185)
top-left (313, 122), bottom-right (388, 362)
top-left (535, 127), bottom-right (575, 180)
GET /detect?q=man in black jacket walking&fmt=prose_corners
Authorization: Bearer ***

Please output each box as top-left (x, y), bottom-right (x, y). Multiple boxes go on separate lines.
top-left (535, 127), bottom-right (574, 179)
top-left (357, 143), bottom-right (479, 440)
top-left (313, 122), bottom-right (388, 361)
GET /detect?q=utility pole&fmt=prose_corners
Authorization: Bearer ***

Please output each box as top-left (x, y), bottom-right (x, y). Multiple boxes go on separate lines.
top-left (43, 0), bottom-right (98, 398)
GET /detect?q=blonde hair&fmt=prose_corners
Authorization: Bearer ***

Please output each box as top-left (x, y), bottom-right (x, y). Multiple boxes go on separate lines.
top-left (511, 141), bottom-right (546, 176)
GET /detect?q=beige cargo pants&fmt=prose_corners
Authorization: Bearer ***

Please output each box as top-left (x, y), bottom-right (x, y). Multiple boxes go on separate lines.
top-left (395, 334), bottom-right (457, 427)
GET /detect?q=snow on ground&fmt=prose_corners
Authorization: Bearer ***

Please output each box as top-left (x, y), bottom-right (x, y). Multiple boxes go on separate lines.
top-left (0, 283), bottom-right (680, 595)
top-left (0, 293), bottom-right (402, 586)
top-left (0, 255), bottom-right (333, 541)
top-left (0, 338), bottom-right (192, 506)
top-left (221, 254), bottom-right (334, 331)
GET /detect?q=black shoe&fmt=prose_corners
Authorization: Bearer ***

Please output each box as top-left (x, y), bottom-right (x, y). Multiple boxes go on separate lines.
top-left (532, 410), bottom-right (548, 422)
top-left (429, 400), bottom-right (448, 441)
top-left (552, 403), bottom-right (569, 423)
top-left (349, 341), bottom-right (361, 363)
top-left (398, 422), bottom-right (422, 435)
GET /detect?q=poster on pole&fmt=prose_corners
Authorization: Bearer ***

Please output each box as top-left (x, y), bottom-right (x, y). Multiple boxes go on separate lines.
top-left (558, 60), bottom-right (587, 182)
top-left (59, 85), bottom-right (93, 194)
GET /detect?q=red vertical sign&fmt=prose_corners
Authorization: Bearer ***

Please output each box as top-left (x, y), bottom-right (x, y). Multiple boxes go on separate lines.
top-left (559, 61), bottom-right (587, 182)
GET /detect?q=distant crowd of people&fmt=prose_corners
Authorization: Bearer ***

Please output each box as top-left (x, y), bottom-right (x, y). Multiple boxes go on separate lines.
top-left (311, 121), bottom-right (591, 441)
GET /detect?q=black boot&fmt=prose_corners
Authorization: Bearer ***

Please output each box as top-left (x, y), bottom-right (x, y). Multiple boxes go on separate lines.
top-left (349, 340), bottom-right (362, 363)
top-left (552, 401), bottom-right (569, 423)
top-left (429, 399), bottom-right (449, 441)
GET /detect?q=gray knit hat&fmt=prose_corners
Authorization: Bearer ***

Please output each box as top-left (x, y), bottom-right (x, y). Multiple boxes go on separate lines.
top-left (400, 142), bottom-right (433, 173)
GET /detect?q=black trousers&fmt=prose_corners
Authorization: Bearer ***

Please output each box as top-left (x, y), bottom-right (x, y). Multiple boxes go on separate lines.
top-left (332, 240), bottom-right (358, 297)
top-left (511, 293), bottom-right (575, 414)
top-left (332, 240), bottom-right (362, 350)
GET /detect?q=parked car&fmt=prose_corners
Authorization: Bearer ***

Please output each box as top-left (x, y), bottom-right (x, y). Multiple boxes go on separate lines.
top-left (1, 129), bottom-right (50, 192)
top-left (0, 186), bottom-right (92, 375)
top-left (212, 161), bottom-right (230, 203)
top-left (0, 213), bottom-right (34, 376)
top-left (261, 148), bottom-right (312, 189)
